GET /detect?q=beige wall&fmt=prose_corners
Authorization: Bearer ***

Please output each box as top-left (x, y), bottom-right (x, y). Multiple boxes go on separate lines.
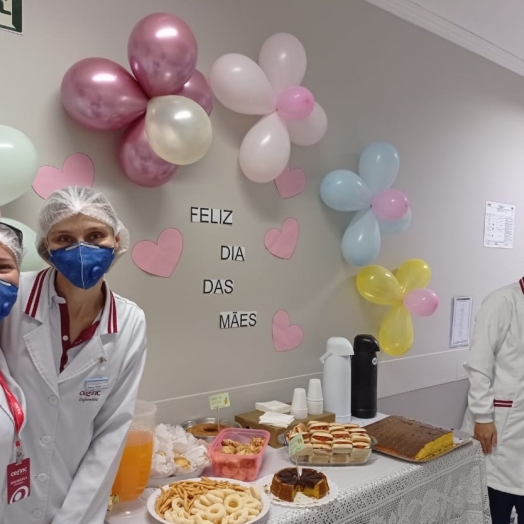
top-left (2, 0), bottom-right (523, 425)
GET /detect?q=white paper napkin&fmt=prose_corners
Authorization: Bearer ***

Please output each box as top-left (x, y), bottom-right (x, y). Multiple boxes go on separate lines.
top-left (259, 412), bottom-right (295, 428)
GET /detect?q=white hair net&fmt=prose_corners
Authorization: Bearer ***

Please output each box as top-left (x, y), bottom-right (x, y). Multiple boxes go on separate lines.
top-left (0, 223), bottom-right (24, 268)
top-left (36, 186), bottom-right (130, 265)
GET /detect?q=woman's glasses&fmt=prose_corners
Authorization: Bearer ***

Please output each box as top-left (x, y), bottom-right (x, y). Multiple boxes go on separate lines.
top-left (0, 223), bottom-right (23, 246)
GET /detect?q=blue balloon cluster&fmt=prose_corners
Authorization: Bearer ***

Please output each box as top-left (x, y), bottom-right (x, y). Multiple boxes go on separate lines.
top-left (320, 141), bottom-right (410, 266)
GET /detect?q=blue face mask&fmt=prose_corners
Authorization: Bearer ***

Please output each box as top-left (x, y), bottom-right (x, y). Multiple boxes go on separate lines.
top-left (0, 279), bottom-right (18, 319)
top-left (49, 242), bottom-right (115, 290)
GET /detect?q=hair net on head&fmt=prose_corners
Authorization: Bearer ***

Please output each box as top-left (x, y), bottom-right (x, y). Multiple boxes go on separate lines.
top-left (0, 223), bottom-right (24, 268)
top-left (36, 186), bottom-right (130, 265)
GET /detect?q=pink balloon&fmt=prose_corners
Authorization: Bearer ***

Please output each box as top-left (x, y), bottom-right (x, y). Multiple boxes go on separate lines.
top-left (118, 117), bottom-right (178, 187)
top-left (61, 57), bottom-right (148, 130)
top-left (372, 189), bottom-right (409, 221)
top-left (178, 70), bottom-right (214, 115)
top-left (128, 13), bottom-right (198, 98)
top-left (277, 86), bottom-right (315, 121)
top-left (403, 288), bottom-right (439, 317)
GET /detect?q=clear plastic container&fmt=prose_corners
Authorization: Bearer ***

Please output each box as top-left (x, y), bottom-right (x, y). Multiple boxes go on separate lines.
top-left (108, 400), bottom-right (157, 522)
top-left (209, 428), bottom-right (270, 481)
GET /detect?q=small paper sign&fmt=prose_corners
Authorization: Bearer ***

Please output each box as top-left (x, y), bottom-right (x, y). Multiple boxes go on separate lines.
top-left (209, 392), bottom-right (231, 410)
top-left (288, 433), bottom-right (305, 457)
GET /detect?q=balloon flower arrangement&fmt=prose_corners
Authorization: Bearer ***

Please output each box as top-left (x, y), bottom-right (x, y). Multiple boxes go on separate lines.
top-left (61, 13), bottom-right (213, 188)
top-left (356, 259), bottom-right (439, 356)
top-left (210, 32), bottom-right (327, 183)
top-left (320, 142), bottom-right (411, 266)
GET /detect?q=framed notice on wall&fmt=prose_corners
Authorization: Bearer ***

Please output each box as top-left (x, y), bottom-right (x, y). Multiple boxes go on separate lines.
top-left (0, 0), bottom-right (22, 34)
top-left (450, 296), bottom-right (472, 348)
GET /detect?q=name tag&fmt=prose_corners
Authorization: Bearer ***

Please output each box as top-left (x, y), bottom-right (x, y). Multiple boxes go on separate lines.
top-left (85, 377), bottom-right (109, 391)
top-left (7, 458), bottom-right (30, 504)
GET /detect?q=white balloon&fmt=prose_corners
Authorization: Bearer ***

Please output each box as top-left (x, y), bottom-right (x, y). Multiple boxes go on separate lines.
top-left (145, 96), bottom-right (212, 166)
top-left (0, 125), bottom-right (39, 207)
top-left (239, 113), bottom-right (290, 183)
top-left (258, 33), bottom-right (307, 93)
top-left (286, 103), bottom-right (327, 146)
top-left (210, 54), bottom-right (276, 115)
top-left (1, 217), bottom-right (46, 272)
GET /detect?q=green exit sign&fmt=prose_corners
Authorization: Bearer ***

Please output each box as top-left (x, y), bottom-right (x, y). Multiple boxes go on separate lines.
top-left (0, 0), bottom-right (22, 34)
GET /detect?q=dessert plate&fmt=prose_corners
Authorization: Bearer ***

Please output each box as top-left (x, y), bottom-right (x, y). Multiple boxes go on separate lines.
top-left (147, 477), bottom-right (270, 524)
top-left (372, 429), bottom-right (473, 463)
top-left (258, 473), bottom-right (340, 508)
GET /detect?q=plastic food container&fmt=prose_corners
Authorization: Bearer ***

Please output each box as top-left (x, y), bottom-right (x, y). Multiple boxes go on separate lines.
top-left (209, 428), bottom-right (270, 481)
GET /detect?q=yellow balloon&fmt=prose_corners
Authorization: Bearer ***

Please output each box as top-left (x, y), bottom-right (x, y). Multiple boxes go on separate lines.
top-left (395, 259), bottom-right (431, 294)
top-left (379, 305), bottom-right (414, 356)
top-left (356, 265), bottom-right (403, 306)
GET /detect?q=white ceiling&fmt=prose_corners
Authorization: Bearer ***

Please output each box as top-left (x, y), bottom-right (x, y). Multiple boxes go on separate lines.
top-left (365, 0), bottom-right (524, 78)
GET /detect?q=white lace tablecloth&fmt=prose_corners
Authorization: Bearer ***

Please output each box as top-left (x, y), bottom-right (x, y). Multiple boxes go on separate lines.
top-left (261, 441), bottom-right (491, 524)
top-left (109, 415), bottom-right (491, 524)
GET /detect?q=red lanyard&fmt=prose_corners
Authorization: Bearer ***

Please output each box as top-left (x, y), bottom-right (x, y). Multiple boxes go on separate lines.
top-left (0, 370), bottom-right (24, 446)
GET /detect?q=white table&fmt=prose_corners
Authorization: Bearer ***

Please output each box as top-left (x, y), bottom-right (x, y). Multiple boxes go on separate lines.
top-left (107, 416), bottom-right (491, 524)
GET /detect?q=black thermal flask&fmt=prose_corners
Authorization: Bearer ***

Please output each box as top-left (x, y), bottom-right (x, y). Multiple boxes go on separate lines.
top-left (351, 334), bottom-right (380, 418)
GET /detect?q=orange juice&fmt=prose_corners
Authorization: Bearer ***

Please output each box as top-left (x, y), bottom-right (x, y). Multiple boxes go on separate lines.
top-left (111, 430), bottom-right (154, 502)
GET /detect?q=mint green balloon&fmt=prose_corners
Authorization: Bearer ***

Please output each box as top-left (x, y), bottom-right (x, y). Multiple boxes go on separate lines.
top-left (0, 126), bottom-right (39, 206)
top-left (1, 218), bottom-right (46, 272)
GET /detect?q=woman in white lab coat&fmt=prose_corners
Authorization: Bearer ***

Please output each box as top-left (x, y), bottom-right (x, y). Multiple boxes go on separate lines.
top-left (462, 280), bottom-right (524, 524)
top-left (0, 187), bottom-right (148, 524)
top-left (0, 223), bottom-right (26, 521)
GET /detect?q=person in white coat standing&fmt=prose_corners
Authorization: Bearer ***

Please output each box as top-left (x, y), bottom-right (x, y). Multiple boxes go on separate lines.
top-left (0, 223), bottom-right (26, 521)
top-left (461, 278), bottom-right (524, 524)
top-left (0, 186), bottom-right (148, 524)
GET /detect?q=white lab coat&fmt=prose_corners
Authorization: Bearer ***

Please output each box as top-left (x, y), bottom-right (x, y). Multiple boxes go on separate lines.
top-left (0, 268), bottom-right (148, 524)
top-left (0, 350), bottom-right (26, 522)
top-left (461, 280), bottom-right (524, 496)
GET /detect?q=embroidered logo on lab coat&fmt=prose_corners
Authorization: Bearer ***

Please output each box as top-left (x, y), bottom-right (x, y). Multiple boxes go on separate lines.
top-left (78, 390), bottom-right (101, 402)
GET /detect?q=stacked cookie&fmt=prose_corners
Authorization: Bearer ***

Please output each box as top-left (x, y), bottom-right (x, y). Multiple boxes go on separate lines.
top-left (286, 421), bottom-right (372, 464)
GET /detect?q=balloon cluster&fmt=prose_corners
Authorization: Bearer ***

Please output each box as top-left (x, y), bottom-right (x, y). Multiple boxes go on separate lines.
top-left (356, 259), bottom-right (439, 356)
top-left (210, 33), bottom-right (327, 183)
top-left (61, 13), bottom-right (213, 188)
top-left (320, 142), bottom-right (411, 266)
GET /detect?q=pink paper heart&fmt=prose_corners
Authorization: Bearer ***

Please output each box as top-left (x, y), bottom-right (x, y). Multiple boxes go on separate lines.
top-left (33, 153), bottom-right (95, 199)
top-left (272, 310), bottom-right (304, 352)
top-left (274, 166), bottom-right (307, 199)
top-left (132, 228), bottom-right (183, 278)
top-left (264, 218), bottom-right (299, 260)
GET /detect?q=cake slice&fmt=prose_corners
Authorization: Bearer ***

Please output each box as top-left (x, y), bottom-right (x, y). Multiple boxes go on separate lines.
top-left (270, 468), bottom-right (329, 501)
top-left (365, 415), bottom-right (454, 461)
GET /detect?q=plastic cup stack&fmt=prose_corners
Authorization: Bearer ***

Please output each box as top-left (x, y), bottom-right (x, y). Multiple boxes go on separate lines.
top-left (290, 388), bottom-right (308, 419)
top-left (306, 378), bottom-right (323, 415)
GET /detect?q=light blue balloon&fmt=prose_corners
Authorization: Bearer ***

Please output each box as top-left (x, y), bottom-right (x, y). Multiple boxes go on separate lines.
top-left (378, 207), bottom-right (412, 235)
top-left (341, 209), bottom-right (381, 266)
top-left (320, 170), bottom-right (372, 212)
top-left (358, 141), bottom-right (400, 195)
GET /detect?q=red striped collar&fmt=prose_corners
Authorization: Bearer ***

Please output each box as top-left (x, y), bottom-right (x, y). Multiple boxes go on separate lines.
top-left (519, 277), bottom-right (524, 294)
top-left (494, 399), bottom-right (513, 408)
top-left (24, 268), bottom-right (118, 334)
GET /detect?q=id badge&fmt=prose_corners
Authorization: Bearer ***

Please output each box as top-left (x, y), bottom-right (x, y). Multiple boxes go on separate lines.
top-left (7, 458), bottom-right (30, 504)
top-left (85, 377), bottom-right (109, 391)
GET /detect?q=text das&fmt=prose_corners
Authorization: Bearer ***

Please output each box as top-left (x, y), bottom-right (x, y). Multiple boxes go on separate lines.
top-left (204, 279), bottom-right (234, 294)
